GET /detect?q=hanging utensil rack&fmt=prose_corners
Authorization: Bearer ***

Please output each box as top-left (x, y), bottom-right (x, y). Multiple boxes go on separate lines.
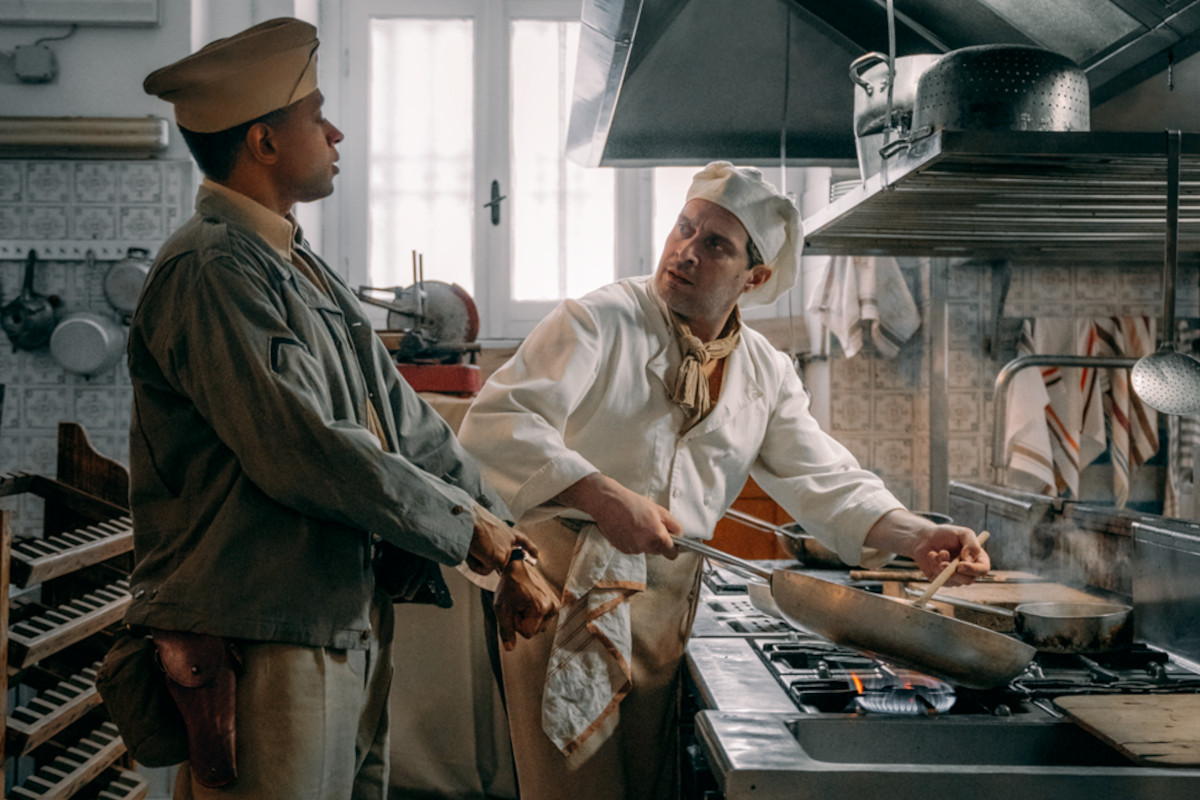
top-left (803, 130), bottom-right (1200, 263)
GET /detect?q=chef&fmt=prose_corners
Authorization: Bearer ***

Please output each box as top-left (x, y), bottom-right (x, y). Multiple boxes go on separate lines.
top-left (124, 18), bottom-right (557, 799)
top-left (458, 162), bottom-right (990, 800)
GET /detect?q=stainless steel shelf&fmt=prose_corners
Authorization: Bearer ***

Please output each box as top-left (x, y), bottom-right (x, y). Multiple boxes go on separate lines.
top-left (802, 130), bottom-right (1200, 263)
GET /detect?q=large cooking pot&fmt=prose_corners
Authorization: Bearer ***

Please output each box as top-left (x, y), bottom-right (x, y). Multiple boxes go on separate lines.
top-left (851, 52), bottom-right (943, 138)
top-left (912, 44), bottom-right (1089, 133)
top-left (851, 52), bottom-right (942, 180)
top-left (676, 537), bottom-right (1035, 688)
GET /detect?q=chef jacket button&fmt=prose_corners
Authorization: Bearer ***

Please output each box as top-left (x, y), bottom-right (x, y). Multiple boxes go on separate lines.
top-left (360, 629), bottom-right (371, 642)
top-left (451, 504), bottom-right (466, 515)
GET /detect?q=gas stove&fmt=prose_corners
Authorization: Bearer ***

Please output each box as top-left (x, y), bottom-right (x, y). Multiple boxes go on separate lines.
top-left (684, 596), bottom-right (1200, 799)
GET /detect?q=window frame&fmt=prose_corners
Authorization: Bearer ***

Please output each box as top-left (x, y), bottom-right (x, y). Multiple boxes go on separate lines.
top-left (331, 0), bottom-right (654, 341)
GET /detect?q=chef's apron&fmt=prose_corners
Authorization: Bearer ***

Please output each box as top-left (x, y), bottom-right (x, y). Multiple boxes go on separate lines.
top-left (500, 517), bottom-right (704, 800)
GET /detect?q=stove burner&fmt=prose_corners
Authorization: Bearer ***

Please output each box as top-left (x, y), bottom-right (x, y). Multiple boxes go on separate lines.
top-left (852, 672), bottom-right (957, 716)
top-left (790, 679), bottom-right (860, 713)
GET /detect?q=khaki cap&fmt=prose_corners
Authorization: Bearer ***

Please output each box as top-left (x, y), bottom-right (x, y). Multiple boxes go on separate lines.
top-left (144, 17), bottom-right (319, 133)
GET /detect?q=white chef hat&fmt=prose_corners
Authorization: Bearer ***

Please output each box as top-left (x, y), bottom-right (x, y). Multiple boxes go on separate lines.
top-left (685, 162), bottom-right (802, 306)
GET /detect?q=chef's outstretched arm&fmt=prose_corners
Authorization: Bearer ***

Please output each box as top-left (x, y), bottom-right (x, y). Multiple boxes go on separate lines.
top-left (556, 473), bottom-right (681, 558)
top-left (863, 509), bottom-right (990, 587)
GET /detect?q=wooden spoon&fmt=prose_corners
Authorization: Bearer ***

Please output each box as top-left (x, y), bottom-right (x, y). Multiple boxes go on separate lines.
top-left (910, 531), bottom-right (990, 610)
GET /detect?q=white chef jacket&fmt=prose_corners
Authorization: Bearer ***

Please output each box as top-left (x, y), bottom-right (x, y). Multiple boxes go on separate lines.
top-left (460, 276), bottom-right (902, 568)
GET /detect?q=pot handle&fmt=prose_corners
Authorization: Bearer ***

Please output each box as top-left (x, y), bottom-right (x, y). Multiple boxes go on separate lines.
top-left (849, 51), bottom-right (889, 93)
top-left (672, 536), bottom-right (773, 580)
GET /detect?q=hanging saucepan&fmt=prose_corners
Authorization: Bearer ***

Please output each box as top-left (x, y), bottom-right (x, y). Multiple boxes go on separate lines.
top-left (49, 311), bottom-right (127, 378)
top-left (912, 44), bottom-right (1090, 134)
top-left (103, 247), bottom-right (152, 317)
top-left (2, 250), bottom-right (60, 352)
top-left (675, 537), bottom-right (1036, 689)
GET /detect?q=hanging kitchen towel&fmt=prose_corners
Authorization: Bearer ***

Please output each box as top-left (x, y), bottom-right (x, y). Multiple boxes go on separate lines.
top-left (1090, 316), bottom-right (1158, 508)
top-left (1039, 318), bottom-right (1107, 498)
top-left (541, 524), bottom-right (645, 756)
top-left (809, 255), bottom-right (919, 358)
top-left (1165, 413), bottom-right (1200, 518)
top-left (1003, 320), bottom-right (1055, 493)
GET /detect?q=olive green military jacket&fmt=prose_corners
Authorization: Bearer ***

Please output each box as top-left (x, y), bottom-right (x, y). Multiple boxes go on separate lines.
top-left (124, 187), bottom-right (506, 650)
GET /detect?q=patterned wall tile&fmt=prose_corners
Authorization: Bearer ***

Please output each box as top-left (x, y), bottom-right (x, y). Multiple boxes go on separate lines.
top-left (948, 391), bottom-right (981, 433)
top-left (71, 206), bottom-right (117, 240)
top-left (74, 163), bottom-right (119, 204)
top-left (119, 206), bottom-right (165, 240)
top-left (947, 348), bottom-right (983, 390)
top-left (837, 436), bottom-right (872, 466)
top-left (0, 158), bottom-right (194, 487)
top-left (831, 392), bottom-right (872, 432)
top-left (948, 302), bottom-right (983, 350)
top-left (0, 163), bottom-right (21, 202)
top-left (26, 163), bottom-right (72, 203)
top-left (873, 392), bottom-right (915, 434)
top-left (830, 348), bottom-right (872, 391)
top-left (26, 206), bottom-right (68, 239)
top-left (0, 205), bottom-right (19, 239)
top-left (949, 436), bottom-right (985, 481)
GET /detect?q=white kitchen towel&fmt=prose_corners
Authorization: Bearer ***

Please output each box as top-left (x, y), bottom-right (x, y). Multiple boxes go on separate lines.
top-left (809, 255), bottom-right (920, 358)
top-left (541, 524), bottom-right (645, 756)
top-left (1003, 320), bottom-right (1055, 493)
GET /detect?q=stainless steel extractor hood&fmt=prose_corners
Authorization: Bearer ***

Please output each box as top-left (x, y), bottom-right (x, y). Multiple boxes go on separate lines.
top-left (568, 0), bottom-right (1200, 167)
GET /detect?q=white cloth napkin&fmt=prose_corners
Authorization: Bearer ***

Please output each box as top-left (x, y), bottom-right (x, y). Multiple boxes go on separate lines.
top-left (1003, 320), bottom-right (1056, 492)
top-left (809, 255), bottom-right (920, 358)
top-left (541, 524), bottom-right (645, 755)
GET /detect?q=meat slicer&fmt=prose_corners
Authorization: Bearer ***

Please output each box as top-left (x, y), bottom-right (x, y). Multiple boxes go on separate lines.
top-left (356, 278), bottom-right (482, 396)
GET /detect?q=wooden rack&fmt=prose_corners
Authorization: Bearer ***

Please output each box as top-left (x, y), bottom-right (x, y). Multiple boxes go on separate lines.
top-left (1, 423), bottom-right (147, 800)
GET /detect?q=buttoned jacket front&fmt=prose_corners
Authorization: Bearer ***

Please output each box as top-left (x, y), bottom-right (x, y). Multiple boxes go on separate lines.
top-left (125, 187), bottom-right (506, 649)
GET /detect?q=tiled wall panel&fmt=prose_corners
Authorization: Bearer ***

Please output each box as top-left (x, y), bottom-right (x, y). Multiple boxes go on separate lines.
top-left (0, 158), bottom-right (193, 537)
top-left (824, 259), bottom-right (1189, 512)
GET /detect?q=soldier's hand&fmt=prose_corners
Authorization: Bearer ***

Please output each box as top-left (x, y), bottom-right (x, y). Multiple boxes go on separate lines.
top-left (493, 552), bottom-right (560, 651)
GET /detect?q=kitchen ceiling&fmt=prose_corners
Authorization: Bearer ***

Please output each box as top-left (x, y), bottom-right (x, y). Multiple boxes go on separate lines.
top-left (567, 0), bottom-right (1200, 167)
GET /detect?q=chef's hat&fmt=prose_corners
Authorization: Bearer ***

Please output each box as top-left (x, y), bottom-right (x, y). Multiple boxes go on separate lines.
top-left (144, 17), bottom-right (319, 133)
top-left (685, 162), bottom-right (802, 306)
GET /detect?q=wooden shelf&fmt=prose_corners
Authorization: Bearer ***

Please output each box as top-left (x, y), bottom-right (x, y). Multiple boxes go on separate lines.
top-left (2, 423), bottom-right (140, 798)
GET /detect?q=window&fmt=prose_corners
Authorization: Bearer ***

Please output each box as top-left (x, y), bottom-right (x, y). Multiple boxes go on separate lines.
top-left (336, 0), bottom-right (637, 340)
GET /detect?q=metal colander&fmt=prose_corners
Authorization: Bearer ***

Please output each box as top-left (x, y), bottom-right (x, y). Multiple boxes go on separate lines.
top-left (913, 44), bottom-right (1090, 133)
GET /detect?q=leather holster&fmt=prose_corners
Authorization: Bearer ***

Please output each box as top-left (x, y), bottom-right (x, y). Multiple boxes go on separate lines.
top-left (152, 629), bottom-right (238, 788)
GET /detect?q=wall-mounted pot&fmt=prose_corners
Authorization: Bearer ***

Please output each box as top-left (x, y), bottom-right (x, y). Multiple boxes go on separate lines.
top-left (912, 44), bottom-right (1090, 133)
top-left (2, 250), bottom-right (60, 352)
top-left (104, 247), bottom-right (152, 316)
top-left (49, 311), bottom-right (126, 377)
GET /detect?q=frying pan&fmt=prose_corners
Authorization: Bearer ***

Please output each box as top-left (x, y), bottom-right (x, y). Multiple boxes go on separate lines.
top-left (676, 537), bottom-right (1036, 689)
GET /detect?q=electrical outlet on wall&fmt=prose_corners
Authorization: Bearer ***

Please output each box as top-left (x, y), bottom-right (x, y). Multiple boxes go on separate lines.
top-left (14, 44), bottom-right (58, 83)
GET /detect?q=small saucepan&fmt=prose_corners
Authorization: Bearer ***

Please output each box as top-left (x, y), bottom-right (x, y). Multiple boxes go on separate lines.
top-left (918, 594), bottom-right (1134, 654)
top-left (1012, 601), bottom-right (1133, 654)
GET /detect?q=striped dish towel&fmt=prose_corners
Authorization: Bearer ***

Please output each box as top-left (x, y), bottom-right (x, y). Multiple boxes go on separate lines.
top-left (541, 524), bottom-right (645, 756)
top-left (1003, 320), bottom-right (1055, 492)
top-left (1089, 317), bottom-right (1158, 508)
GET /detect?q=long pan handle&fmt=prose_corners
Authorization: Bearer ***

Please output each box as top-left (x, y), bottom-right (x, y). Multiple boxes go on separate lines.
top-left (672, 537), bottom-right (773, 580)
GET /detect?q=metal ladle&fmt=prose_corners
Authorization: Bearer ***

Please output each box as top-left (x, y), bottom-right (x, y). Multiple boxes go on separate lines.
top-left (1130, 130), bottom-right (1200, 415)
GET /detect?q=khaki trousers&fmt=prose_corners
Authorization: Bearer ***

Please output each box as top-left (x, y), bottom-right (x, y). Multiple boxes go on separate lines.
top-left (500, 519), bottom-right (703, 800)
top-left (174, 590), bottom-right (394, 800)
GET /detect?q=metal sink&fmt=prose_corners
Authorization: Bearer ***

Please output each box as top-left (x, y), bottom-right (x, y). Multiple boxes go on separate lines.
top-left (697, 711), bottom-right (1200, 800)
top-left (787, 716), bottom-right (1128, 766)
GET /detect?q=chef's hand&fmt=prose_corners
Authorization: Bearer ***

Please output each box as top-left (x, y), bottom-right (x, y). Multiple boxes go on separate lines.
top-left (865, 509), bottom-right (990, 587)
top-left (466, 504), bottom-right (541, 576)
top-left (556, 473), bottom-right (682, 557)
top-left (493, 553), bottom-right (560, 651)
